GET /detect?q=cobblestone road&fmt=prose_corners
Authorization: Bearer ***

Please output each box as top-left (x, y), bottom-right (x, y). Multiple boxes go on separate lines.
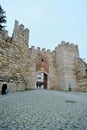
top-left (0, 90), bottom-right (87, 130)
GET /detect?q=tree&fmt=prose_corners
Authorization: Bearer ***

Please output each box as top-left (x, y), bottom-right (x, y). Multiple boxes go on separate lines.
top-left (0, 5), bottom-right (7, 31)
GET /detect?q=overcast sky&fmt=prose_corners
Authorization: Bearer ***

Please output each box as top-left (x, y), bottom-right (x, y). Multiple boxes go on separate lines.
top-left (1, 0), bottom-right (87, 60)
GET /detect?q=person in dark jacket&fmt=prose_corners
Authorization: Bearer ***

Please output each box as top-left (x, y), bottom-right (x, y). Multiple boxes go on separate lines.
top-left (1, 82), bottom-right (7, 95)
top-left (36, 81), bottom-right (39, 89)
top-left (39, 82), bottom-right (41, 89)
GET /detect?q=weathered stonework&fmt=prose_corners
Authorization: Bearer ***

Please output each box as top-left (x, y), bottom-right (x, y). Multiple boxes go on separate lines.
top-left (0, 20), bottom-right (87, 92)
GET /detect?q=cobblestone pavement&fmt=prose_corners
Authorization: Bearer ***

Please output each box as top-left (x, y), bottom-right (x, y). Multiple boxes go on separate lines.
top-left (0, 90), bottom-right (87, 130)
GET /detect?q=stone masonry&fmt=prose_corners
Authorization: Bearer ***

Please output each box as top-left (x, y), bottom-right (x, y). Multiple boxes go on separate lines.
top-left (0, 20), bottom-right (87, 92)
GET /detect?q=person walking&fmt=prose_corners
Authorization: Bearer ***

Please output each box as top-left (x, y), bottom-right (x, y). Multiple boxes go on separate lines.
top-left (1, 82), bottom-right (8, 95)
top-left (39, 82), bottom-right (41, 89)
top-left (36, 81), bottom-right (39, 89)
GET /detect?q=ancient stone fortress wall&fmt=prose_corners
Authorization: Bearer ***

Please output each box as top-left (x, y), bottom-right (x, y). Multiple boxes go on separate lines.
top-left (0, 20), bottom-right (30, 92)
top-left (28, 46), bottom-right (57, 89)
top-left (0, 20), bottom-right (87, 92)
top-left (74, 58), bottom-right (87, 91)
top-left (55, 41), bottom-right (79, 90)
top-left (56, 42), bottom-right (87, 91)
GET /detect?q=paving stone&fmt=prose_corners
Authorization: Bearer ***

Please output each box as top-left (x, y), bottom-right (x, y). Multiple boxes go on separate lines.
top-left (0, 90), bottom-right (87, 130)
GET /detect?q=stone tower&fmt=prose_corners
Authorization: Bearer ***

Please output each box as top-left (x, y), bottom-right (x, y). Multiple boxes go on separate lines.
top-left (0, 20), bottom-right (30, 91)
top-left (55, 41), bottom-right (79, 90)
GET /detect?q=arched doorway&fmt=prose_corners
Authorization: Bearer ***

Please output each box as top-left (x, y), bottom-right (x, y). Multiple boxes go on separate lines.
top-left (36, 72), bottom-right (48, 89)
top-left (35, 53), bottom-right (49, 89)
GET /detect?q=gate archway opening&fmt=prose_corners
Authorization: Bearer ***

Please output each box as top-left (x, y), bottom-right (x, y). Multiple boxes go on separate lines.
top-left (35, 53), bottom-right (49, 89)
top-left (36, 72), bottom-right (48, 89)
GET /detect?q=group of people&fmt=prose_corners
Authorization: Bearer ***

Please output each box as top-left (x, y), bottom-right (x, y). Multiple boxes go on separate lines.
top-left (1, 82), bottom-right (8, 95)
top-left (36, 81), bottom-right (42, 89)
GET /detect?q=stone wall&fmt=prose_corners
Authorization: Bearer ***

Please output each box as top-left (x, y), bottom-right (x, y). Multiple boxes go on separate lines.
top-left (28, 46), bottom-right (57, 89)
top-left (75, 58), bottom-right (87, 91)
top-left (55, 41), bottom-right (79, 90)
top-left (0, 20), bottom-right (87, 92)
top-left (0, 20), bottom-right (30, 92)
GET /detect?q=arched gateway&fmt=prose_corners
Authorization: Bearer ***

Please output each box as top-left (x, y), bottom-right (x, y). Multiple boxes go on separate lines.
top-left (28, 47), bottom-right (57, 90)
top-left (36, 72), bottom-right (48, 89)
top-left (35, 52), bottom-right (49, 89)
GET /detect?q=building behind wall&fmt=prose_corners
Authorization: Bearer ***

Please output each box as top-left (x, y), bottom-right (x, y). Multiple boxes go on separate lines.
top-left (0, 20), bottom-right (87, 92)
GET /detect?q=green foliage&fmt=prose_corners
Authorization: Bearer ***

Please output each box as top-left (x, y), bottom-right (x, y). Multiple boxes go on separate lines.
top-left (0, 5), bottom-right (7, 31)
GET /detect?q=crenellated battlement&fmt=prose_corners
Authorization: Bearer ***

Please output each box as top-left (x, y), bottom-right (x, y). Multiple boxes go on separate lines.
top-left (29, 46), bottom-right (51, 54)
top-left (12, 20), bottom-right (29, 46)
top-left (58, 41), bottom-right (78, 50)
top-left (29, 41), bottom-right (79, 56)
